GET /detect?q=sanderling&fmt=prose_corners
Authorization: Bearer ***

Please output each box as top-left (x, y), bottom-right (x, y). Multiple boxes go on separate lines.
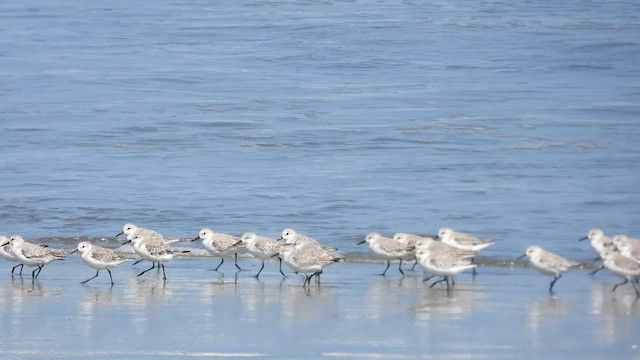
top-left (124, 234), bottom-right (189, 280)
top-left (600, 247), bottom-right (640, 297)
top-left (115, 223), bottom-right (182, 266)
top-left (278, 228), bottom-right (320, 246)
top-left (393, 233), bottom-right (438, 270)
top-left (437, 228), bottom-right (494, 252)
top-left (9, 235), bottom-right (68, 278)
top-left (279, 240), bottom-right (343, 287)
top-left (74, 241), bottom-right (133, 285)
top-left (517, 246), bottom-right (581, 294)
top-left (241, 232), bottom-right (285, 277)
top-left (193, 228), bottom-right (244, 271)
top-left (415, 238), bottom-right (476, 290)
top-left (115, 223), bottom-right (182, 243)
top-left (358, 233), bottom-right (415, 276)
top-left (0, 235), bottom-right (24, 274)
top-left (279, 228), bottom-right (342, 282)
top-left (612, 235), bottom-right (640, 263)
top-left (579, 228), bottom-right (615, 261)
top-left (437, 228), bottom-right (494, 276)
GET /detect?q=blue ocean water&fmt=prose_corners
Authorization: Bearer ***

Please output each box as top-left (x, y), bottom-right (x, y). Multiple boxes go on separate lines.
top-left (0, 0), bottom-right (639, 260)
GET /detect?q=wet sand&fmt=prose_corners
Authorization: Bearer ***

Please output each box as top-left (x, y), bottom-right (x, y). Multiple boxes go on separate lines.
top-left (0, 257), bottom-right (638, 359)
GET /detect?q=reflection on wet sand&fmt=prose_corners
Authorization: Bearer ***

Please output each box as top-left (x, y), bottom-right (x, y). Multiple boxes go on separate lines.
top-left (528, 296), bottom-right (569, 348)
top-left (589, 282), bottom-right (640, 345)
top-left (77, 286), bottom-right (118, 337)
top-left (236, 278), bottom-right (284, 323)
top-left (365, 275), bottom-right (421, 320)
top-left (0, 264), bottom-right (639, 358)
top-left (279, 281), bottom-right (336, 323)
top-left (414, 283), bottom-right (477, 321)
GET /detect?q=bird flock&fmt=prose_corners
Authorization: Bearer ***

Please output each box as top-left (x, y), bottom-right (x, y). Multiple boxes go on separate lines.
top-left (0, 225), bottom-right (639, 296)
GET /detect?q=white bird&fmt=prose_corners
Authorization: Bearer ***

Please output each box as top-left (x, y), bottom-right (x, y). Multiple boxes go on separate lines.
top-left (393, 232), bottom-right (438, 270)
top-left (600, 248), bottom-right (640, 297)
top-left (612, 235), bottom-right (640, 263)
top-left (579, 228), bottom-right (615, 261)
top-left (279, 228), bottom-right (342, 282)
top-left (0, 235), bottom-right (24, 274)
top-left (124, 234), bottom-right (189, 280)
top-left (437, 228), bottom-right (494, 252)
top-left (359, 232), bottom-right (415, 276)
top-left (241, 232), bottom-right (285, 277)
top-left (517, 245), bottom-right (581, 294)
top-left (279, 240), bottom-right (343, 287)
top-left (74, 241), bottom-right (132, 285)
top-left (115, 223), bottom-right (182, 267)
top-left (415, 238), bottom-right (477, 290)
top-left (437, 228), bottom-right (494, 276)
top-left (192, 228), bottom-right (244, 271)
top-left (10, 235), bottom-right (68, 278)
top-left (278, 228), bottom-right (320, 246)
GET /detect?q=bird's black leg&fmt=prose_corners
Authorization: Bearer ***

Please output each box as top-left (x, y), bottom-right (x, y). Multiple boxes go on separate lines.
top-left (429, 277), bottom-right (447, 288)
top-left (398, 259), bottom-right (405, 276)
top-left (612, 278), bottom-right (629, 293)
top-left (12, 264), bottom-right (23, 275)
top-left (33, 265), bottom-right (44, 278)
top-left (214, 258), bottom-right (224, 271)
top-left (549, 274), bottom-right (562, 293)
top-left (234, 253), bottom-right (242, 270)
top-left (82, 270), bottom-right (100, 284)
top-left (107, 269), bottom-right (114, 285)
top-left (137, 263), bottom-right (156, 277)
top-left (381, 260), bottom-right (390, 276)
top-left (160, 263), bottom-right (166, 280)
top-left (278, 257), bottom-right (286, 277)
top-left (255, 260), bottom-right (265, 278)
top-left (590, 266), bottom-right (604, 276)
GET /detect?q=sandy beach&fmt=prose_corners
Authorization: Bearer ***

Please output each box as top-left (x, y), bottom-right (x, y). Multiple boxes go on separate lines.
top-left (0, 256), bottom-right (638, 359)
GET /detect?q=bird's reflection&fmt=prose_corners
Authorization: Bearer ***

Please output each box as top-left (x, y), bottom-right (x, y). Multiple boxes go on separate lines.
top-left (589, 281), bottom-right (640, 345)
top-left (414, 283), bottom-right (477, 321)
top-left (279, 281), bottom-right (335, 323)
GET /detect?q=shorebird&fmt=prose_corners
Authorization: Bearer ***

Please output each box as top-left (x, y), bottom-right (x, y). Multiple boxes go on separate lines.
top-left (9, 235), bottom-right (68, 278)
top-left (0, 235), bottom-right (24, 274)
top-left (74, 241), bottom-right (132, 285)
top-left (612, 235), bottom-right (640, 263)
top-left (579, 228), bottom-right (615, 261)
top-left (437, 228), bottom-right (494, 252)
top-left (600, 247), bottom-right (640, 297)
top-left (415, 237), bottom-right (477, 290)
top-left (279, 228), bottom-right (321, 246)
top-left (124, 234), bottom-right (189, 280)
top-left (192, 228), bottom-right (244, 271)
top-left (436, 227), bottom-right (494, 276)
top-left (115, 223), bottom-right (181, 266)
top-left (393, 233), bottom-right (436, 270)
top-left (115, 223), bottom-right (181, 243)
top-left (279, 240), bottom-right (343, 287)
top-left (241, 232), bottom-right (285, 277)
top-left (278, 228), bottom-right (341, 282)
top-left (359, 232), bottom-right (415, 276)
top-left (517, 245), bottom-right (581, 294)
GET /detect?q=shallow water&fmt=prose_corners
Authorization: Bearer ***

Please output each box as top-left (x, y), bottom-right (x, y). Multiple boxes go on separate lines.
top-left (3, 1), bottom-right (639, 357)
top-left (0, 258), bottom-right (639, 358)
top-left (1, 1), bottom-right (639, 277)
